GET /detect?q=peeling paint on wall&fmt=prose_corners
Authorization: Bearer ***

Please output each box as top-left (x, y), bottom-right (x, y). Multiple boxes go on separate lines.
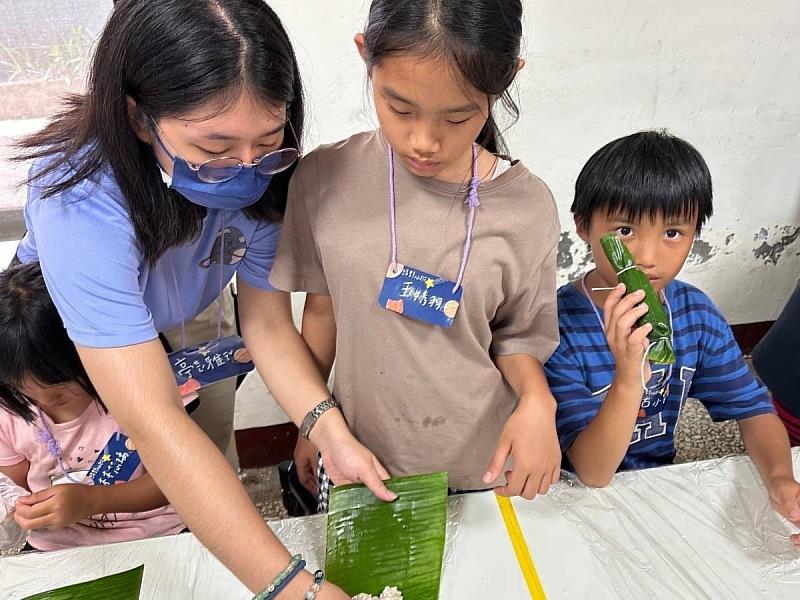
top-left (754, 228), bottom-right (770, 242)
top-left (556, 231), bottom-right (593, 284)
top-left (752, 226), bottom-right (800, 265)
top-left (556, 232), bottom-right (574, 270)
top-left (686, 238), bottom-right (718, 265)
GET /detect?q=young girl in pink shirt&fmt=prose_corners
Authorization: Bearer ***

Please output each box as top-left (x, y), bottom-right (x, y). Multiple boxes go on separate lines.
top-left (0, 262), bottom-right (185, 551)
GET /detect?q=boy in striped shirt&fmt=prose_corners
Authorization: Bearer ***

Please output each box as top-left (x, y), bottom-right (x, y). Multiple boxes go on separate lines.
top-left (545, 131), bottom-right (800, 542)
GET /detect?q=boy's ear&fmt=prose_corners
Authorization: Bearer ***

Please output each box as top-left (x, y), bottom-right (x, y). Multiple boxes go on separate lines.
top-left (354, 33), bottom-right (368, 65)
top-left (574, 215), bottom-right (590, 242)
top-left (126, 96), bottom-right (153, 145)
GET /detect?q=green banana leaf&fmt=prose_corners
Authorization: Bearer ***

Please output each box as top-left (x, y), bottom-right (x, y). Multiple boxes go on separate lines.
top-left (23, 565), bottom-right (144, 600)
top-left (325, 471), bottom-right (448, 599)
top-left (600, 234), bottom-right (676, 364)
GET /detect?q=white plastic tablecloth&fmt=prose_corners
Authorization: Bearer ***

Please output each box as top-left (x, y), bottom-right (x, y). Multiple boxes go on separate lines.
top-left (2, 450), bottom-right (799, 599)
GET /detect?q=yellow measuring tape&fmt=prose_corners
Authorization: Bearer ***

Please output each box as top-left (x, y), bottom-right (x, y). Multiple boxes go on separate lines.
top-left (495, 495), bottom-right (547, 600)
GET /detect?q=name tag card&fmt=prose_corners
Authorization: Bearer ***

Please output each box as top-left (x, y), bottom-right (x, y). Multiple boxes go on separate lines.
top-left (87, 433), bottom-right (141, 486)
top-left (169, 335), bottom-right (254, 390)
top-left (379, 264), bottom-right (463, 328)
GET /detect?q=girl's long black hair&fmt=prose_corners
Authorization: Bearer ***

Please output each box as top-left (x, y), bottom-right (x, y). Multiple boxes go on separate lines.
top-left (0, 262), bottom-right (100, 423)
top-left (362, 0), bottom-right (523, 154)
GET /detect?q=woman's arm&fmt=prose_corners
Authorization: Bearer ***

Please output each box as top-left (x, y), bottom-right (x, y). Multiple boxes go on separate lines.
top-left (76, 339), bottom-right (325, 596)
top-left (238, 285), bottom-right (335, 425)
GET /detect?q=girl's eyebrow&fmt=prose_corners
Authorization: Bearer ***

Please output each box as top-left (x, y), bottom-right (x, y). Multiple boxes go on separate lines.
top-left (201, 123), bottom-right (286, 141)
top-left (382, 86), bottom-right (415, 105)
top-left (381, 85), bottom-right (480, 113)
top-left (442, 103), bottom-right (480, 114)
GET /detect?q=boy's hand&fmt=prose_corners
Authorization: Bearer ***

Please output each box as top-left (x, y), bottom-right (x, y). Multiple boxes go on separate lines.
top-left (294, 435), bottom-right (320, 495)
top-left (767, 475), bottom-right (800, 546)
top-left (604, 284), bottom-right (652, 385)
top-left (484, 397), bottom-right (561, 499)
top-left (14, 484), bottom-right (95, 529)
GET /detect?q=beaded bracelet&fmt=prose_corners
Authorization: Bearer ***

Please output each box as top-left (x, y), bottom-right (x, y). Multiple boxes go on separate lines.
top-left (303, 570), bottom-right (325, 600)
top-left (253, 554), bottom-right (306, 600)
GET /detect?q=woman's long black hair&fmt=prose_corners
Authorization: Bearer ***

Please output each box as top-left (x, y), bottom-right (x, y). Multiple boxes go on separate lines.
top-left (16, 0), bottom-right (304, 266)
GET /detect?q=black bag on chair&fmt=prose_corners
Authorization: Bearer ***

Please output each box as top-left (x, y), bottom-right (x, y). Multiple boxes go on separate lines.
top-left (278, 460), bottom-right (318, 517)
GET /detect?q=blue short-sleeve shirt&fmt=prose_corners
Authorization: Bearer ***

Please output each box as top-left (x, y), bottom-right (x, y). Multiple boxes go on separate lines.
top-left (17, 156), bottom-right (280, 348)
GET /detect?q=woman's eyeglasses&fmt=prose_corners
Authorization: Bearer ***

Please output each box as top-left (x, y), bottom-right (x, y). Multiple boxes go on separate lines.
top-left (151, 117), bottom-right (300, 183)
top-left (183, 148), bottom-right (299, 183)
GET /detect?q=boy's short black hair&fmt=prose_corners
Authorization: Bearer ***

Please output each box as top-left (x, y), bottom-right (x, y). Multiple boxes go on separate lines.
top-left (0, 261), bottom-right (99, 423)
top-left (571, 130), bottom-right (713, 233)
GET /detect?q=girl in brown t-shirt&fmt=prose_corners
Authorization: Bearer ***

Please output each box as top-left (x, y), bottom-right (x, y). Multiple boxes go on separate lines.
top-left (271, 0), bottom-right (562, 507)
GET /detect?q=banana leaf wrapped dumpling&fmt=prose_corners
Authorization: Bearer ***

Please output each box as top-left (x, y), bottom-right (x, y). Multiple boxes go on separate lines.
top-left (600, 234), bottom-right (675, 365)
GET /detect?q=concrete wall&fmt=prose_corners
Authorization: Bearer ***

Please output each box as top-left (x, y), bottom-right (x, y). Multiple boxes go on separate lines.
top-left (271, 0), bottom-right (800, 323)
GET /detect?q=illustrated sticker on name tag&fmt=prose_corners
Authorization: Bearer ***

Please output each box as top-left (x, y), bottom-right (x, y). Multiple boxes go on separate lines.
top-left (378, 264), bottom-right (463, 328)
top-left (87, 432), bottom-right (141, 486)
top-left (169, 334), bottom-right (255, 390)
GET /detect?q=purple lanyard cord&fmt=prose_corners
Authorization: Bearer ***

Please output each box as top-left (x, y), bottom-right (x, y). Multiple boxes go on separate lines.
top-left (35, 407), bottom-right (82, 483)
top-left (388, 144), bottom-right (481, 293)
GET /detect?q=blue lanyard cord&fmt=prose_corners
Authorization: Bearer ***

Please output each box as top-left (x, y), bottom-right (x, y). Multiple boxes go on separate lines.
top-left (168, 214), bottom-right (227, 350)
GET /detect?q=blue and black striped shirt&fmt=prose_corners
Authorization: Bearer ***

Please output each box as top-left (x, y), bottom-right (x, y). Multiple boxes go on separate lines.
top-left (544, 279), bottom-right (774, 471)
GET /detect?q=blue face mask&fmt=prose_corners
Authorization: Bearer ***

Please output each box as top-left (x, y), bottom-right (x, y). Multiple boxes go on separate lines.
top-left (167, 157), bottom-right (273, 211)
top-left (151, 123), bottom-right (297, 211)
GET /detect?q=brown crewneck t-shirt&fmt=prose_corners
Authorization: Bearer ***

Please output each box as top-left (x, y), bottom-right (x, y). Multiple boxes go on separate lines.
top-left (270, 130), bottom-right (559, 490)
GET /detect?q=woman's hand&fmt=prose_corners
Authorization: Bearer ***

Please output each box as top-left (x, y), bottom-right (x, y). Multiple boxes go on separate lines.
top-left (280, 570), bottom-right (350, 600)
top-left (315, 581), bottom-right (351, 600)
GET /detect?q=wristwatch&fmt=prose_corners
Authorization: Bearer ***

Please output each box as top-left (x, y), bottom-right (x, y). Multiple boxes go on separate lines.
top-left (299, 397), bottom-right (341, 440)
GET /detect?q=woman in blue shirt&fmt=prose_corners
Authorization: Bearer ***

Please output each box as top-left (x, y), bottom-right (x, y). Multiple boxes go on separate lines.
top-left (13, 1), bottom-right (390, 597)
